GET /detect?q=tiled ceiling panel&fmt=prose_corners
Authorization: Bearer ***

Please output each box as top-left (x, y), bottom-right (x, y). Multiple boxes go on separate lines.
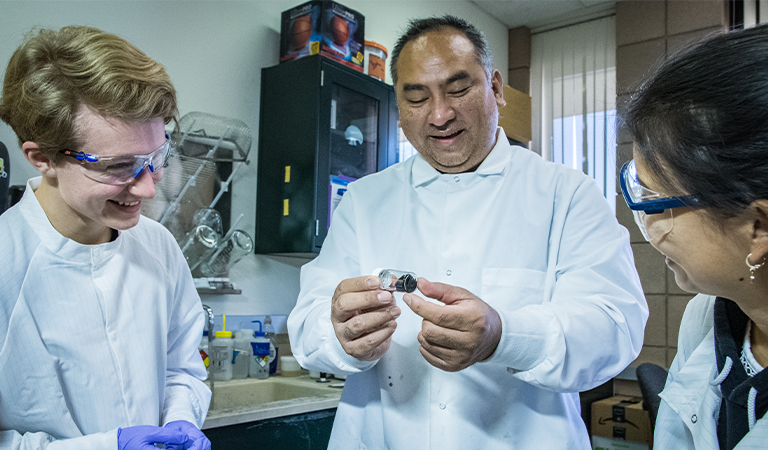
top-left (470, 0), bottom-right (619, 29)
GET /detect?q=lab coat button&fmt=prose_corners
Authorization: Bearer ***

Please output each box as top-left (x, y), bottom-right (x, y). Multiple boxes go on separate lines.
top-left (691, 414), bottom-right (697, 424)
top-left (439, 403), bottom-right (446, 410)
top-left (446, 270), bottom-right (452, 276)
top-left (453, 176), bottom-right (460, 182)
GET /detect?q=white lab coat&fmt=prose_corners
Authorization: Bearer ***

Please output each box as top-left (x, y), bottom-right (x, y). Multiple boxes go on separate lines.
top-left (655, 294), bottom-right (768, 449)
top-left (288, 130), bottom-right (647, 449)
top-left (0, 178), bottom-right (211, 450)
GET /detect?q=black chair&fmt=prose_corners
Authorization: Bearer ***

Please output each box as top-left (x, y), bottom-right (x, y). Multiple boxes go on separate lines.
top-left (636, 362), bottom-right (668, 430)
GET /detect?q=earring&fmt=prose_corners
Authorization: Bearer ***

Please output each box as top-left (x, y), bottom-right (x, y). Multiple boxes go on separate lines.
top-left (746, 253), bottom-right (766, 284)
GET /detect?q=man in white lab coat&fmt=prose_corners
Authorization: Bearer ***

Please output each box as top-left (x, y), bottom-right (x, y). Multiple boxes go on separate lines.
top-left (288, 15), bottom-right (648, 449)
top-left (0, 26), bottom-right (211, 450)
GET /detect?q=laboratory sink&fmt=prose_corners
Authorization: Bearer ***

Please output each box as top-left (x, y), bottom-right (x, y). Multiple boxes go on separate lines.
top-left (202, 375), bottom-right (343, 429)
top-left (208, 376), bottom-right (338, 410)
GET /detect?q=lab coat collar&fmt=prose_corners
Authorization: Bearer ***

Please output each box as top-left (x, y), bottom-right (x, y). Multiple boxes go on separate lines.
top-left (19, 177), bottom-right (122, 263)
top-left (659, 326), bottom-right (722, 448)
top-left (411, 127), bottom-right (514, 188)
top-left (659, 326), bottom-right (718, 416)
top-left (660, 329), bottom-right (768, 448)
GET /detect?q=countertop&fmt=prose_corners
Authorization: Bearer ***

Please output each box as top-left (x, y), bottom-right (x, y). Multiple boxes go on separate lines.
top-left (202, 374), bottom-right (343, 429)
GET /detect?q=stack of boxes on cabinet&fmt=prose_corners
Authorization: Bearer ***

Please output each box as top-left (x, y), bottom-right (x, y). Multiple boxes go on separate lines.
top-left (280, 0), bottom-right (389, 81)
top-left (280, 1), bottom-right (366, 72)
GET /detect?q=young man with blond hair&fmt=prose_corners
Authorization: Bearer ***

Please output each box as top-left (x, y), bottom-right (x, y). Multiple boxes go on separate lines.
top-left (0, 26), bottom-right (210, 450)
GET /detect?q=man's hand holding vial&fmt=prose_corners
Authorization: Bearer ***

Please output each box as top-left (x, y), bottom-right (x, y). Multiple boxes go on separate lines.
top-left (331, 274), bottom-right (402, 361)
top-left (331, 269), bottom-right (502, 372)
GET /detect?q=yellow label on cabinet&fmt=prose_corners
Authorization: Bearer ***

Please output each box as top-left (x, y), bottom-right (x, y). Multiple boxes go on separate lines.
top-left (310, 41), bottom-right (320, 55)
top-left (285, 166), bottom-right (291, 183)
top-left (283, 199), bottom-right (289, 216)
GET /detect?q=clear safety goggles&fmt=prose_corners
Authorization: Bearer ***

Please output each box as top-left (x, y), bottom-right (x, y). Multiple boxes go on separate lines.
top-left (60, 134), bottom-right (175, 185)
top-left (619, 160), bottom-right (702, 242)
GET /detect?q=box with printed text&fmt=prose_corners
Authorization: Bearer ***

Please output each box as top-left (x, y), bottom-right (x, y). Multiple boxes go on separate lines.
top-left (591, 396), bottom-right (652, 450)
top-left (279, 0), bottom-right (365, 71)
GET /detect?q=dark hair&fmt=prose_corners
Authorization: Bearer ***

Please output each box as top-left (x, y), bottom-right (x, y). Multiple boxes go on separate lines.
top-left (622, 24), bottom-right (768, 219)
top-left (390, 15), bottom-right (493, 85)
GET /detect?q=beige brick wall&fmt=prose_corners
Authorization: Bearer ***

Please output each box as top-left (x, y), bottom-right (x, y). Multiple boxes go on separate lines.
top-left (615, 0), bottom-right (727, 369)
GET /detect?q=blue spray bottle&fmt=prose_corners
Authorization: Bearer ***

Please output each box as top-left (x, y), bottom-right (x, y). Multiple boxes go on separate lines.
top-left (249, 320), bottom-right (270, 379)
top-left (264, 315), bottom-right (279, 375)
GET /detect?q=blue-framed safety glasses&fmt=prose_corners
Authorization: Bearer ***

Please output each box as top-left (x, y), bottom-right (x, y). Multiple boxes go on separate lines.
top-left (619, 160), bottom-right (702, 242)
top-left (619, 160), bottom-right (701, 214)
top-left (60, 133), bottom-right (175, 185)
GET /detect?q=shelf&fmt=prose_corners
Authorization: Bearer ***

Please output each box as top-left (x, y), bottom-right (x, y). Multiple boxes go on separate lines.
top-left (195, 278), bottom-right (242, 295)
top-left (197, 287), bottom-right (242, 295)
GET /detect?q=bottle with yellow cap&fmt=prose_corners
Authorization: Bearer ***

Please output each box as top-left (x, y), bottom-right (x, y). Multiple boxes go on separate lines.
top-left (211, 314), bottom-right (234, 381)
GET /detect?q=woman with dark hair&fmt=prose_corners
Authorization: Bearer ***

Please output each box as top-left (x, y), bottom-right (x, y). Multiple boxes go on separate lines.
top-left (621, 25), bottom-right (768, 449)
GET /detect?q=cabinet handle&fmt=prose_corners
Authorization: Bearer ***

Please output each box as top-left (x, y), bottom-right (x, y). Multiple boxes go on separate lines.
top-left (316, 220), bottom-right (320, 236)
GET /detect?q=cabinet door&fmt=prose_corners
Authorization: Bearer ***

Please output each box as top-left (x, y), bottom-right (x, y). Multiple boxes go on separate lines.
top-left (314, 62), bottom-right (392, 250)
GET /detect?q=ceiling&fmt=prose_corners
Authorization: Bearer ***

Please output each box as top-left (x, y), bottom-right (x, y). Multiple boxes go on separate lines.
top-left (470, 0), bottom-right (619, 31)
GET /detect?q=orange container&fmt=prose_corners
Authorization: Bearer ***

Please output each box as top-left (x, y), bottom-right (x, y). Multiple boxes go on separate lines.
top-left (364, 40), bottom-right (388, 82)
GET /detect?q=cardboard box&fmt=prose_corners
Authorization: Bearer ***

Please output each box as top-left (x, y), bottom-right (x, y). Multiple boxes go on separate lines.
top-left (592, 436), bottom-right (650, 450)
top-left (591, 396), bottom-right (652, 449)
top-left (280, 1), bottom-right (365, 71)
top-left (498, 85), bottom-right (532, 145)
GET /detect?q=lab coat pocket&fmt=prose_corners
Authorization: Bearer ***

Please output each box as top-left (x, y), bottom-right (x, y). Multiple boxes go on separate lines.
top-left (481, 268), bottom-right (547, 310)
top-left (0, 300), bottom-right (81, 438)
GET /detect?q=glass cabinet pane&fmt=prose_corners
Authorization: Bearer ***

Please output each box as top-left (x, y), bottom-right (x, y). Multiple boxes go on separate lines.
top-left (329, 84), bottom-right (378, 180)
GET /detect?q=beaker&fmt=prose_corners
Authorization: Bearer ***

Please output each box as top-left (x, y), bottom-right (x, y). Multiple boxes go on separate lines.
top-left (181, 225), bottom-right (220, 271)
top-left (200, 230), bottom-right (254, 277)
top-left (193, 208), bottom-right (224, 237)
top-left (373, 268), bottom-right (418, 293)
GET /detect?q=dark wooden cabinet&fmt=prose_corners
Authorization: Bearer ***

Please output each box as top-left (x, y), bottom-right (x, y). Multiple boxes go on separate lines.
top-left (255, 55), bottom-right (399, 255)
top-left (205, 409), bottom-right (336, 449)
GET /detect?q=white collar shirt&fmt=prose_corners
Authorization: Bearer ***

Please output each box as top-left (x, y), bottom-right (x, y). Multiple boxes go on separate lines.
top-left (288, 129), bottom-right (647, 449)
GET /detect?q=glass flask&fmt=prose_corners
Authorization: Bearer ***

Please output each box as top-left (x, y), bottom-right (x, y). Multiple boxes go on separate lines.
top-left (200, 229), bottom-right (254, 277)
top-left (193, 207), bottom-right (224, 237)
top-left (180, 225), bottom-right (220, 271)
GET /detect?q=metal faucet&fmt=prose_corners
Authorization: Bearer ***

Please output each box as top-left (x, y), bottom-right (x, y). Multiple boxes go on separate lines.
top-left (202, 304), bottom-right (215, 410)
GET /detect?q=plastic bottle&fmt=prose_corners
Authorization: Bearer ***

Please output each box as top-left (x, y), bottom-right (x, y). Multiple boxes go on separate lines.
top-left (280, 355), bottom-right (301, 377)
top-left (211, 315), bottom-right (233, 381)
top-left (198, 330), bottom-right (210, 369)
top-left (249, 320), bottom-right (270, 379)
top-left (264, 315), bottom-right (279, 376)
top-left (232, 329), bottom-right (253, 379)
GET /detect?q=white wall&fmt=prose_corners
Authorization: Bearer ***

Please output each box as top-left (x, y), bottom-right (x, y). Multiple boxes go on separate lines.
top-left (0, 0), bottom-right (508, 315)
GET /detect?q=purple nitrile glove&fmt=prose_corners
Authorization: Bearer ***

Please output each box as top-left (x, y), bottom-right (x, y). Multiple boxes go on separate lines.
top-left (164, 420), bottom-right (211, 450)
top-left (117, 425), bottom-right (189, 450)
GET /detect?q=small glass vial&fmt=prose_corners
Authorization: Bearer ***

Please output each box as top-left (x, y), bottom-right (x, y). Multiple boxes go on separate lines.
top-left (372, 268), bottom-right (418, 293)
